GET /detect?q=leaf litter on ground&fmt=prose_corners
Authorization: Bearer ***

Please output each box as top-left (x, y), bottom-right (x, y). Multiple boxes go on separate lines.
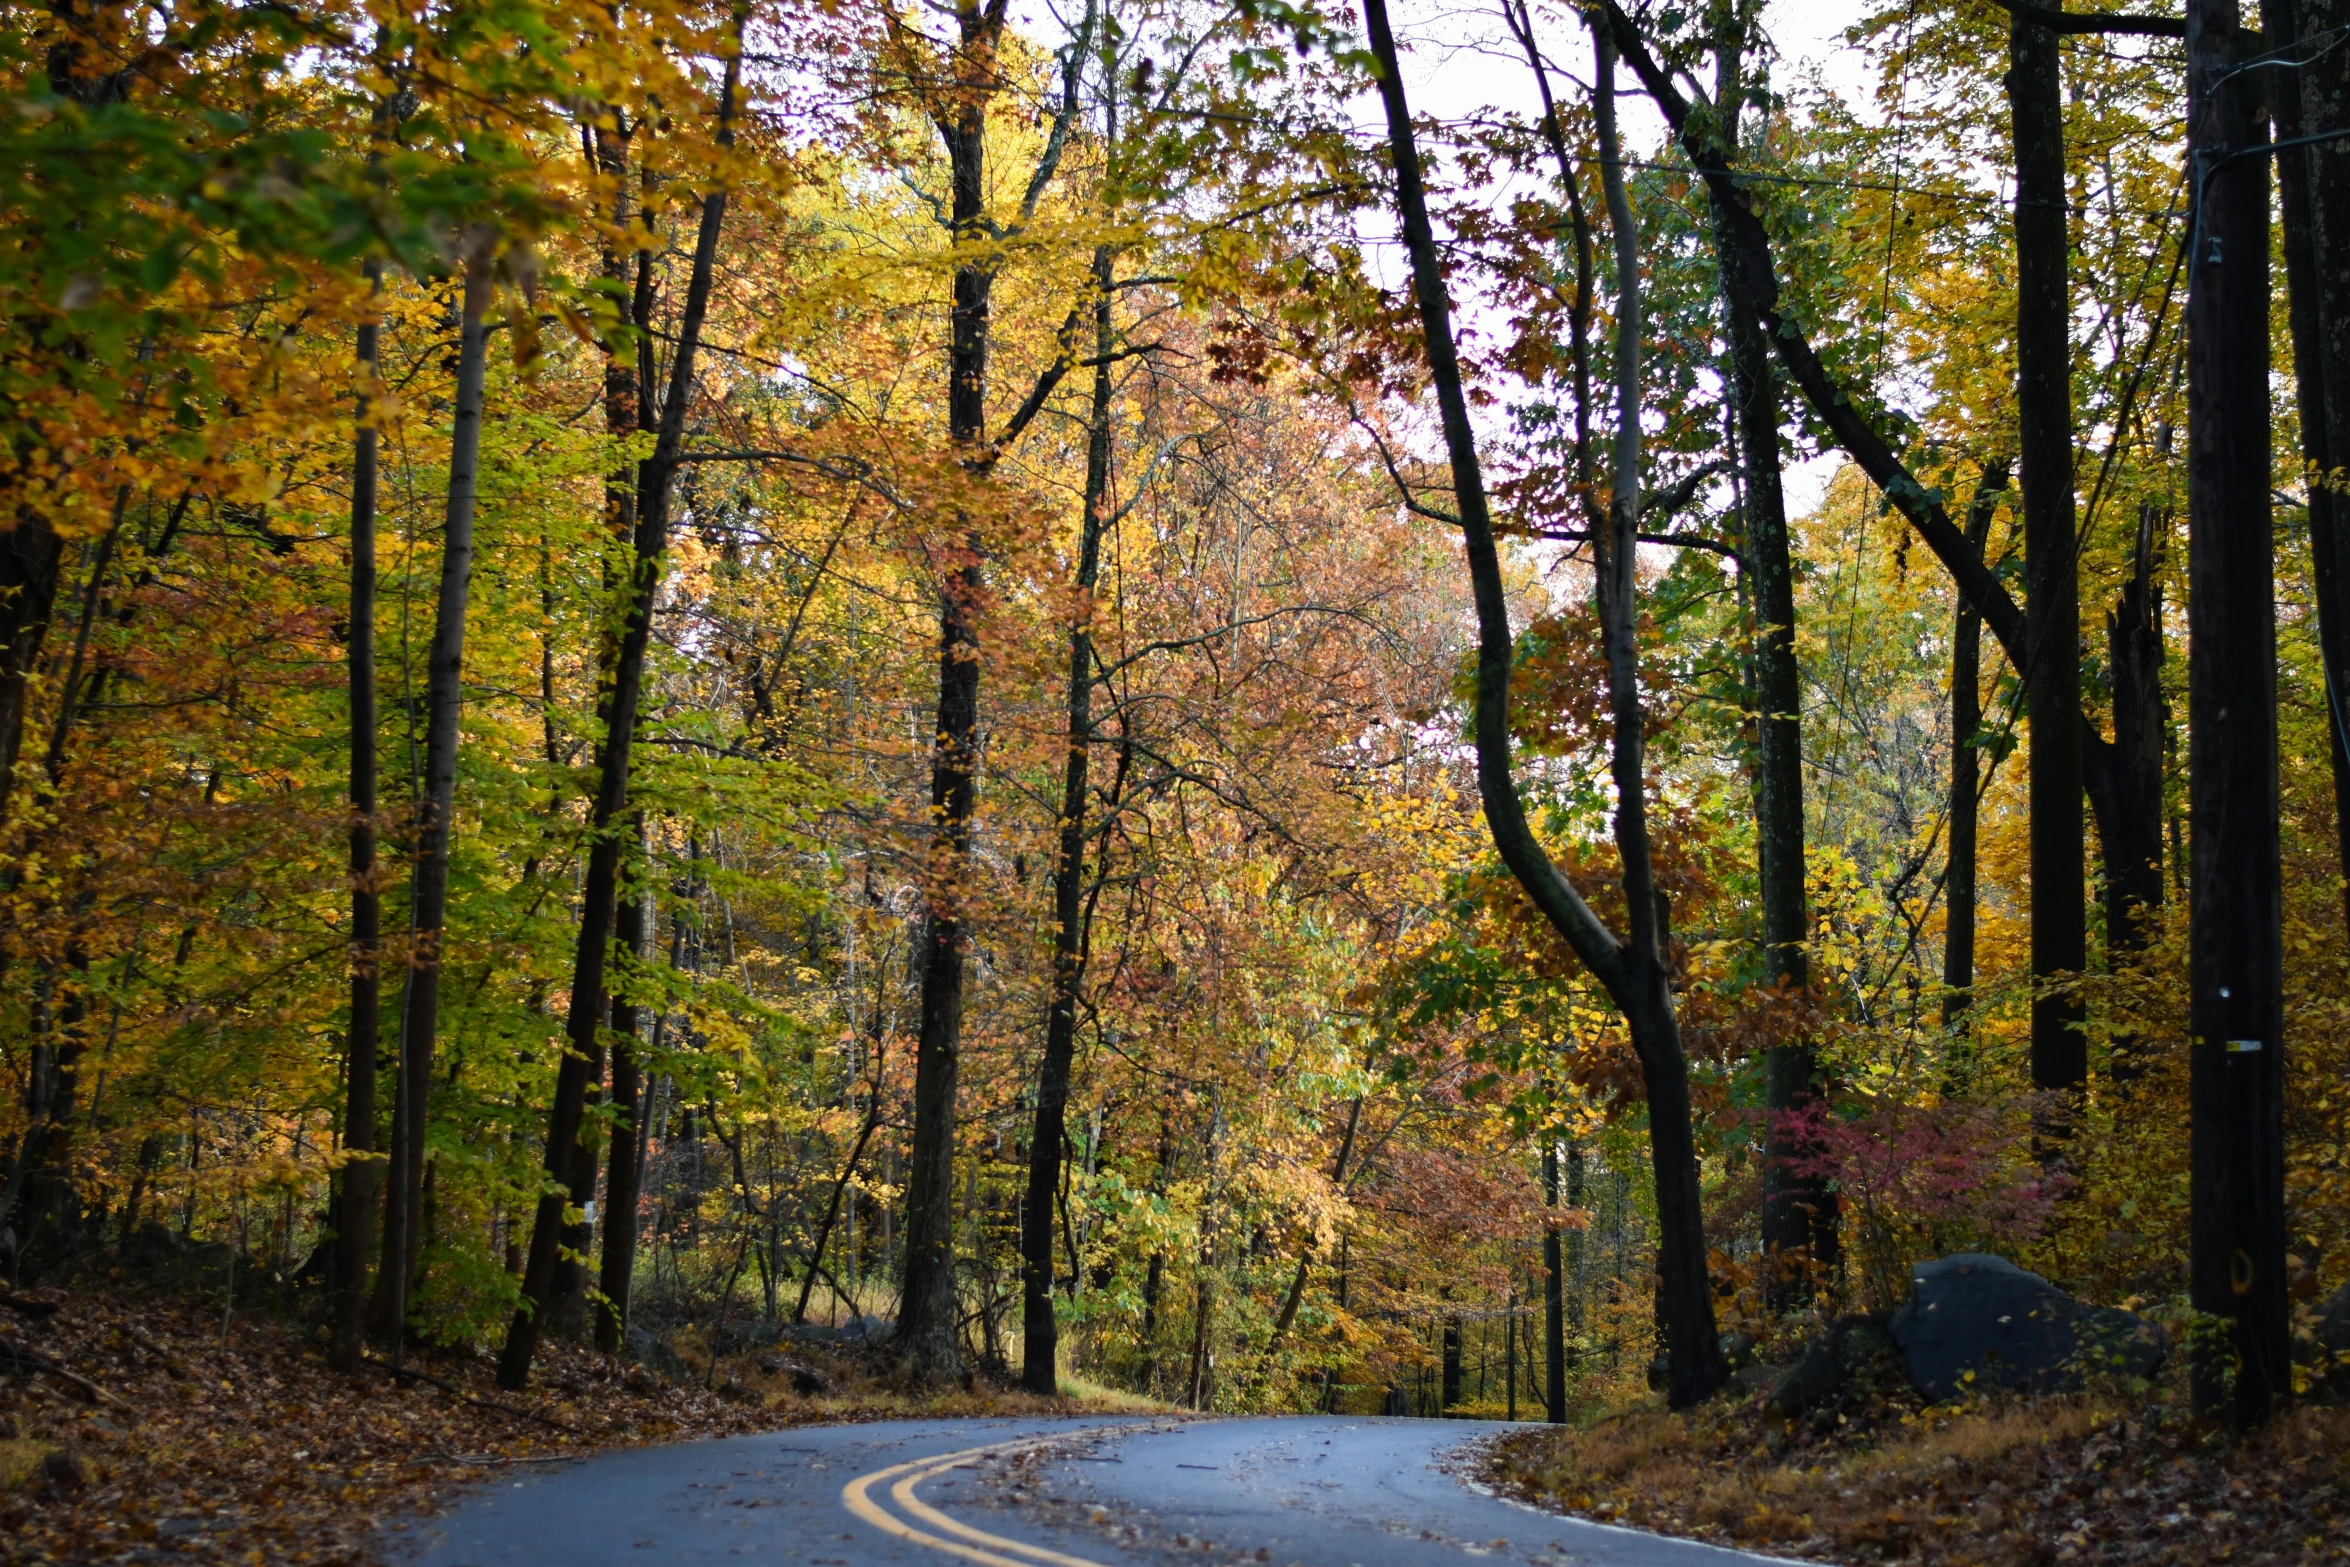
top-left (1479, 1380), bottom-right (2350, 1567)
top-left (0, 1278), bottom-right (1127, 1565)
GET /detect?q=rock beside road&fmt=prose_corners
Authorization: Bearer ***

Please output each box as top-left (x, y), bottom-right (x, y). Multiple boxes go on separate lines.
top-left (1888, 1252), bottom-right (2164, 1401)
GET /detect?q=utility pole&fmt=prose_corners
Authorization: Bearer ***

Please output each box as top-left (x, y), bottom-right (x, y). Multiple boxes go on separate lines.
top-left (2185, 0), bottom-right (2288, 1425)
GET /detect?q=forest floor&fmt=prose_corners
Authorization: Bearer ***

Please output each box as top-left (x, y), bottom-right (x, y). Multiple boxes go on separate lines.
top-left (0, 1275), bottom-right (1140, 1566)
top-left (1478, 1378), bottom-right (2350, 1566)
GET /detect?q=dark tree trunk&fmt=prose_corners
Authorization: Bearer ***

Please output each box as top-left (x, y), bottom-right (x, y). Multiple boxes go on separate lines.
top-left (1542, 1142), bottom-right (1566, 1423)
top-left (1441, 1316), bottom-right (1464, 1413)
top-left (370, 248), bottom-right (492, 1356)
top-left (1363, 0), bottom-right (1726, 1409)
top-left (0, 515), bottom-right (63, 822)
top-left (1022, 243), bottom-right (1117, 1394)
top-left (2010, 9), bottom-right (2089, 1106)
top-left (547, 1045), bottom-right (606, 1340)
top-left (1707, 2), bottom-right (1827, 1302)
top-left (587, 124), bottom-right (648, 1362)
top-left (1506, 1290), bottom-right (1520, 1420)
top-left (331, 258), bottom-right (385, 1373)
top-left (500, 48), bottom-right (738, 1391)
top-left (2185, 0), bottom-right (2288, 1426)
top-left (1944, 467), bottom-right (2009, 1076)
top-left (2269, 0), bottom-right (2350, 935)
top-left (2105, 506), bottom-right (2168, 968)
top-left (594, 883), bottom-right (645, 1354)
top-left (895, 2), bottom-right (1009, 1383)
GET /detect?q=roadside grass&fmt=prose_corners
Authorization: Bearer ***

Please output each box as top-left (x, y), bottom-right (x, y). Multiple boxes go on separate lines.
top-left (1053, 1372), bottom-right (1172, 1413)
top-left (1480, 1387), bottom-right (2350, 1565)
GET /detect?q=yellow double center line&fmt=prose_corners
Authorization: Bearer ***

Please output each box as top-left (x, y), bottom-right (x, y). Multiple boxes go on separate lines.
top-left (841, 1432), bottom-right (1124, 1567)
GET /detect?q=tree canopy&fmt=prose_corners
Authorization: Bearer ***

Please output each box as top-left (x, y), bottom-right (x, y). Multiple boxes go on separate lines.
top-left (0, 0), bottom-right (2340, 1431)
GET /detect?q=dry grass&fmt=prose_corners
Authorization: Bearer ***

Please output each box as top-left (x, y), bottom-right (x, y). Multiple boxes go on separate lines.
top-left (1481, 1394), bottom-right (2350, 1565)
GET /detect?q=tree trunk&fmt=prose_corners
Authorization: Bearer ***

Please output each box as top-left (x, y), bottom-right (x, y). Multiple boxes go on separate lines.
top-left (1441, 1315), bottom-right (1464, 1413)
top-left (1361, 0), bottom-right (1726, 1409)
top-left (2185, 0), bottom-right (2288, 1427)
top-left (1707, 2), bottom-right (1827, 1302)
top-left (1021, 241), bottom-right (1117, 1394)
top-left (2268, 0), bottom-right (2350, 936)
top-left (895, 1), bottom-right (1011, 1382)
top-left (2104, 504), bottom-right (2168, 967)
top-left (1596, 16), bottom-right (1727, 1410)
top-left (0, 514), bottom-right (64, 823)
top-left (1542, 1142), bottom-right (1566, 1421)
top-left (594, 882), bottom-right (645, 1354)
top-left (547, 1045), bottom-right (606, 1340)
top-left (331, 257), bottom-right (384, 1373)
top-left (370, 246), bottom-right (492, 1356)
top-left (2010, 8), bottom-right (2089, 1108)
top-left (499, 46), bottom-right (738, 1391)
top-left (1506, 1289), bottom-right (1519, 1420)
top-left (1944, 467), bottom-right (2008, 1081)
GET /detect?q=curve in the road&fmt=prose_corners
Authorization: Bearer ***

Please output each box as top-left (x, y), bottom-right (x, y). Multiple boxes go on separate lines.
top-left (390, 1415), bottom-right (1789, 1567)
top-left (844, 1431), bottom-right (1128, 1567)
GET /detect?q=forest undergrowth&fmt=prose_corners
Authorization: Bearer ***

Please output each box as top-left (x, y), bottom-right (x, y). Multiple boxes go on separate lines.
top-left (0, 1271), bottom-right (1130, 1567)
top-left (1481, 1386), bottom-right (2350, 1566)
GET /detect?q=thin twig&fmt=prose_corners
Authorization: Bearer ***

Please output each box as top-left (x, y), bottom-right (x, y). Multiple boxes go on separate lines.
top-left (0, 1336), bottom-right (131, 1409)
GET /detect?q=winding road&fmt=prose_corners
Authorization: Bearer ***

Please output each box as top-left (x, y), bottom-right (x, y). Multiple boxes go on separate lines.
top-left (390, 1417), bottom-right (1780, 1567)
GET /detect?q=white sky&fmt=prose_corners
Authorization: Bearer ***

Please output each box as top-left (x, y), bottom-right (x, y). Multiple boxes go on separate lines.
top-left (1001, 0), bottom-right (1883, 513)
top-left (1386, 0), bottom-right (1876, 515)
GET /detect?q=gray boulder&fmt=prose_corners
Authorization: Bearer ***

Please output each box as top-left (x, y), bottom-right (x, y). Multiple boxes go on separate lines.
top-left (1888, 1252), bottom-right (2165, 1401)
top-left (625, 1325), bottom-right (690, 1379)
top-left (785, 1312), bottom-right (892, 1345)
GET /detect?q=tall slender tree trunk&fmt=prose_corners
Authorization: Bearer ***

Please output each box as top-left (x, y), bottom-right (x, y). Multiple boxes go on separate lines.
top-left (1020, 245), bottom-right (1117, 1394)
top-left (1944, 466), bottom-right (2008, 1079)
top-left (1706, 1), bottom-right (1827, 1302)
top-left (1440, 1315), bottom-right (1464, 1412)
top-left (586, 122), bottom-right (649, 1361)
top-left (2185, 0), bottom-right (2287, 1427)
top-left (371, 245), bottom-right (493, 1356)
top-left (2104, 505), bottom-right (2168, 969)
top-left (500, 45), bottom-right (739, 1391)
top-left (595, 879), bottom-right (646, 1354)
top-left (1363, 0), bottom-right (1726, 1408)
top-left (331, 257), bottom-right (385, 1373)
top-left (2268, 0), bottom-right (2350, 936)
top-left (1593, 17), bottom-right (1726, 1409)
top-left (1542, 1141), bottom-right (1566, 1422)
top-left (2009, 8), bottom-right (2089, 1110)
top-left (895, 0), bottom-right (1012, 1382)
top-left (0, 513), bottom-right (63, 824)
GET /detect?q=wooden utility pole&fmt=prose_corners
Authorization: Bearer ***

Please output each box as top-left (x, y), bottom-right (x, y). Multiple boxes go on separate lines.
top-left (2185, 0), bottom-right (2288, 1425)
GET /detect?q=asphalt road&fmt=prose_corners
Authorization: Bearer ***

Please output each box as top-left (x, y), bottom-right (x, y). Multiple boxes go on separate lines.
top-left (390, 1416), bottom-right (1781, 1567)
